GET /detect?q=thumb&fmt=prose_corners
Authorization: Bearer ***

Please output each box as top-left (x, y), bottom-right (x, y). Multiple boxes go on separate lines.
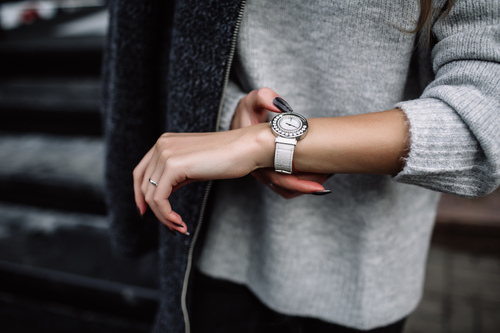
top-left (273, 96), bottom-right (294, 113)
top-left (251, 88), bottom-right (290, 114)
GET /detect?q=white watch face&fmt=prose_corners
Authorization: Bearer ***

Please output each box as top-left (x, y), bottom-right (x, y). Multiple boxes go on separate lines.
top-left (271, 112), bottom-right (308, 139)
top-left (279, 114), bottom-right (302, 131)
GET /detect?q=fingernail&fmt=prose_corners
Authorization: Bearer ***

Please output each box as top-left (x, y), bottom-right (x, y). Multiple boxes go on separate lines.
top-left (184, 231), bottom-right (191, 236)
top-left (171, 221), bottom-right (184, 228)
top-left (273, 97), bottom-right (293, 113)
top-left (311, 190), bottom-right (332, 196)
top-left (136, 206), bottom-right (143, 219)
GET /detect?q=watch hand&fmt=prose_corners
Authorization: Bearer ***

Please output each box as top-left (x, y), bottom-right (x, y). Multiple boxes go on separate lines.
top-left (286, 122), bottom-right (299, 128)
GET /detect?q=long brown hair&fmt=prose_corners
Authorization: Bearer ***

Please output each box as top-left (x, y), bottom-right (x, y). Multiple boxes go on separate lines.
top-left (411, 0), bottom-right (456, 46)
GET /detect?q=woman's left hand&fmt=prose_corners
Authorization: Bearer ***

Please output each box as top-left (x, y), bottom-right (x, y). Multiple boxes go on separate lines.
top-left (133, 125), bottom-right (274, 234)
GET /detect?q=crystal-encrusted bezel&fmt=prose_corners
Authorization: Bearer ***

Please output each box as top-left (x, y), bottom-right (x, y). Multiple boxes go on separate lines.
top-left (270, 112), bottom-right (308, 138)
top-left (270, 112), bottom-right (308, 139)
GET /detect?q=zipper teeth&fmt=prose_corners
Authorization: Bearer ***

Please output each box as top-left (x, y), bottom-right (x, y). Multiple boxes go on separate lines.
top-left (181, 181), bottom-right (212, 333)
top-left (214, 1), bottom-right (246, 132)
top-left (181, 2), bottom-right (246, 333)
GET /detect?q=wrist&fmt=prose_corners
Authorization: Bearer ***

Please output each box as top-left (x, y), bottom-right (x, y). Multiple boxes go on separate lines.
top-left (252, 123), bottom-right (275, 169)
top-left (269, 111), bottom-right (309, 174)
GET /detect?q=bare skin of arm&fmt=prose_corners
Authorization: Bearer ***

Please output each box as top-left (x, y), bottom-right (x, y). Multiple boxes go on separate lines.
top-left (237, 111), bottom-right (408, 176)
top-left (133, 88), bottom-right (410, 234)
top-left (231, 88), bottom-right (408, 197)
top-left (282, 111), bottom-right (408, 175)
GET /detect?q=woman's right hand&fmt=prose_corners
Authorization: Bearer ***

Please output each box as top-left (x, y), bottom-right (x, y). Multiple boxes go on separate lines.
top-left (231, 88), bottom-right (330, 198)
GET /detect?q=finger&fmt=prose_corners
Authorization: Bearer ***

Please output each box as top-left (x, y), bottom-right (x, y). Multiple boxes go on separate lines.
top-left (268, 182), bottom-right (303, 199)
top-left (141, 148), bottom-right (160, 196)
top-left (145, 180), bottom-right (187, 233)
top-left (144, 161), bottom-right (183, 229)
top-left (251, 88), bottom-right (281, 113)
top-left (274, 176), bottom-right (325, 193)
top-left (252, 170), bottom-right (304, 199)
top-left (255, 169), bottom-right (326, 194)
top-left (232, 88), bottom-right (286, 130)
top-left (272, 96), bottom-right (294, 113)
top-left (133, 148), bottom-right (154, 216)
top-left (148, 161), bottom-right (189, 234)
top-left (152, 202), bottom-right (188, 235)
top-left (235, 92), bottom-right (274, 128)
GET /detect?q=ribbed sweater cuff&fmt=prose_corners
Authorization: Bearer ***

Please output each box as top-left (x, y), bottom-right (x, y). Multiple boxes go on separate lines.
top-left (394, 98), bottom-right (483, 196)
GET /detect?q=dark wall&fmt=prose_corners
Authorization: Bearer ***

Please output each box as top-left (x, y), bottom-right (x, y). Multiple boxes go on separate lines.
top-left (0, 5), bottom-right (158, 332)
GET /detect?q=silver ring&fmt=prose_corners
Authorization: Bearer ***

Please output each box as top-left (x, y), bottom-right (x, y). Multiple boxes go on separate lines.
top-left (148, 178), bottom-right (159, 187)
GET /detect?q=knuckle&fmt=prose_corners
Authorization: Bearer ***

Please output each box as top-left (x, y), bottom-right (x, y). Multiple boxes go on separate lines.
top-left (160, 149), bottom-right (171, 160)
top-left (158, 133), bottom-right (168, 142)
top-left (156, 134), bottom-right (172, 149)
top-left (145, 193), bottom-right (154, 206)
top-left (165, 157), bottom-right (181, 170)
top-left (132, 167), bottom-right (140, 178)
top-left (152, 194), bottom-right (163, 205)
top-left (256, 87), bottom-right (271, 101)
top-left (159, 132), bottom-right (174, 142)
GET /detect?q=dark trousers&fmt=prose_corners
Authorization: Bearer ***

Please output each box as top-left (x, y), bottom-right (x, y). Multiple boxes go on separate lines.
top-left (191, 271), bottom-right (406, 333)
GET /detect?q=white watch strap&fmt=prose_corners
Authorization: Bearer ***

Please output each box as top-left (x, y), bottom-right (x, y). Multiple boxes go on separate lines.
top-left (274, 137), bottom-right (297, 174)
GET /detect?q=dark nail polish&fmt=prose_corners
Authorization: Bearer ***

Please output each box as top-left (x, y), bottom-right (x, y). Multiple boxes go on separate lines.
top-left (311, 190), bottom-right (332, 196)
top-left (136, 206), bottom-right (143, 219)
top-left (273, 97), bottom-right (293, 113)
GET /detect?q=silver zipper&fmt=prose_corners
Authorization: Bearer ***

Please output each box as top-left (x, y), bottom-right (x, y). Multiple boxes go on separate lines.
top-left (180, 2), bottom-right (246, 332)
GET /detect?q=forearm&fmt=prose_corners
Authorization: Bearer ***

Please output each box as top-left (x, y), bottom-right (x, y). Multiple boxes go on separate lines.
top-left (256, 109), bottom-right (410, 176)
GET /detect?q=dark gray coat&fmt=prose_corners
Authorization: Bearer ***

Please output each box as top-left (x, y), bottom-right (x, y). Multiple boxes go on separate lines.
top-left (101, 0), bottom-right (245, 331)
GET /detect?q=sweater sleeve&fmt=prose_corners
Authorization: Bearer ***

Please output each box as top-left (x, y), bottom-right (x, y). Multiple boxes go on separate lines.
top-left (395, 0), bottom-right (500, 198)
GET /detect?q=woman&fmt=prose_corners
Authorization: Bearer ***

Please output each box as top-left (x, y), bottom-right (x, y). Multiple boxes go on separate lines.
top-left (102, 0), bottom-right (499, 332)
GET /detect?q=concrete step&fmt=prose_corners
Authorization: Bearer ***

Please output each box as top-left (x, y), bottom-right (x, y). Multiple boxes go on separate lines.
top-left (0, 260), bottom-right (157, 331)
top-left (405, 246), bottom-right (500, 333)
top-left (0, 199), bottom-right (158, 331)
top-left (433, 189), bottom-right (500, 254)
top-left (0, 37), bottom-right (103, 77)
top-left (0, 77), bottom-right (100, 112)
top-left (437, 190), bottom-right (500, 227)
top-left (0, 202), bottom-right (157, 287)
top-left (0, 78), bottom-right (101, 135)
top-left (0, 133), bottom-right (105, 213)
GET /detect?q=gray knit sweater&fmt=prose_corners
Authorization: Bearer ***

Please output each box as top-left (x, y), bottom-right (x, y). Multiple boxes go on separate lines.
top-left (197, 0), bottom-right (500, 329)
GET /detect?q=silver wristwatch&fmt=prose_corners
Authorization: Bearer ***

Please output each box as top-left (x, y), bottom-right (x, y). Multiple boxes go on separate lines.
top-left (270, 110), bottom-right (308, 174)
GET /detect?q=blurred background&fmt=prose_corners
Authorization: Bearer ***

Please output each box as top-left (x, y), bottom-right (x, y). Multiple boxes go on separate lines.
top-left (0, 1), bottom-right (498, 332)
